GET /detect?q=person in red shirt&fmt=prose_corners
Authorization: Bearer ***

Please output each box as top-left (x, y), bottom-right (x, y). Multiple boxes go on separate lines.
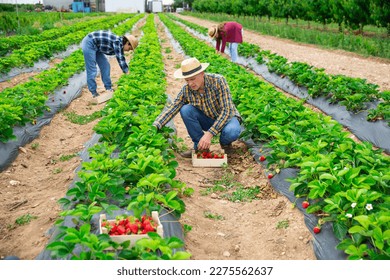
top-left (208, 22), bottom-right (243, 62)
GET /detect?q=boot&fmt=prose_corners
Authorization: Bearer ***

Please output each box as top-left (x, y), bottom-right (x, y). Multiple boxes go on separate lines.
top-left (180, 150), bottom-right (193, 158)
top-left (221, 143), bottom-right (234, 154)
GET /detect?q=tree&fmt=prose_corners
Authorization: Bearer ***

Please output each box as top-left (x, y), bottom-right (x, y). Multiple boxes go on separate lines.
top-left (370, 0), bottom-right (390, 35)
top-left (343, 0), bottom-right (371, 33)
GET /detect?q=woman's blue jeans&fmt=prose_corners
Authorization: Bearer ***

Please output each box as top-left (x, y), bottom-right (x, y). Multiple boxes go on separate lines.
top-left (81, 36), bottom-right (112, 96)
top-left (229, 42), bottom-right (239, 62)
top-left (180, 104), bottom-right (241, 150)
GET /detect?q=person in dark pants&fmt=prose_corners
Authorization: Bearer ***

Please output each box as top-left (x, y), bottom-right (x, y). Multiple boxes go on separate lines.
top-left (208, 22), bottom-right (243, 62)
top-left (81, 30), bottom-right (138, 97)
top-left (153, 57), bottom-right (242, 158)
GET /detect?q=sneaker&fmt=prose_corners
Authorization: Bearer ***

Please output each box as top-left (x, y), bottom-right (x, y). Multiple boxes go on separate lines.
top-left (180, 150), bottom-right (193, 158)
top-left (92, 92), bottom-right (99, 98)
top-left (105, 89), bottom-right (114, 93)
top-left (220, 144), bottom-right (234, 154)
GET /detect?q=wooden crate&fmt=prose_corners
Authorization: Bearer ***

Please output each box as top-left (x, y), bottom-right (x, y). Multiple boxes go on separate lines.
top-left (192, 150), bottom-right (227, 167)
top-left (99, 211), bottom-right (163, 248)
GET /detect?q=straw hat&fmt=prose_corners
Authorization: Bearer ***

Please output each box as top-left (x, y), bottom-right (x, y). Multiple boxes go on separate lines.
top-left (124, 35), bottom-right (138, 50)
top-left (174, 57), bottom-right (209, 79)
top-left (208, 26), bottom-right (218, 38)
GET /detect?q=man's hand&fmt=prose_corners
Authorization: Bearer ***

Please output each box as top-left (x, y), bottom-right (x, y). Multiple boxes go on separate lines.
top-left (197, 132), bottom-right (213, 150)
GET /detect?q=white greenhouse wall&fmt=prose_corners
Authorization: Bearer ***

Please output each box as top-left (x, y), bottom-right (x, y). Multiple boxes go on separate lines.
top-left (105, 0), bottom-right (145, 13)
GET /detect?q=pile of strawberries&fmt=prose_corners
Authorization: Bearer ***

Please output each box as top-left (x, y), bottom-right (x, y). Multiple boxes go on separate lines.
top-left (101, 215), bottom-right (157, 236)
top-left (196, 151), bottom-right (225, 159)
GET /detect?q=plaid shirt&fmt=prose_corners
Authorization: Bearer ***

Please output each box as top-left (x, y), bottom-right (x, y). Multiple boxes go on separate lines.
top-left (88, 30), bottom-right (128, 73)
top-left (154, 73), bottom-right (241, 136)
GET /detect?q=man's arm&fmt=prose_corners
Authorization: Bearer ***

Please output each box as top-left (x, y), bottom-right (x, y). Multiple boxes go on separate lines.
top-left (153, 90), bottom-right (185, 129)
top-left (208, 76), bottom-right (234, 135)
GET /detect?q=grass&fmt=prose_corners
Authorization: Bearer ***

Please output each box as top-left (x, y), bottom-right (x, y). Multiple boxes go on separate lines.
top-left (201, 166), bottom-right (262, 202)
top-left (63, 110), bottom-right (102, 125)
top-left (15, 214), bottom-right (37, 226)
top-left (30, 142), bottom-right (39, 150)
top-left (276, 219), bottom-right (289, 229)
top-left (204, 211), bottom-right (224, 220)
top-left (59, 153), bottom-right (77, 162)
top-left (222, 186), bottom-right (261, 202)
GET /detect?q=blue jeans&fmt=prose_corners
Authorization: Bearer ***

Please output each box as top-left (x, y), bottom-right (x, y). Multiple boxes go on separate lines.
top-left (180, 104), bottom-right (241, 150)
top-left (229, 42), bottom-right (239, 62)
top-left (81, 35), bottom-right (112, 96)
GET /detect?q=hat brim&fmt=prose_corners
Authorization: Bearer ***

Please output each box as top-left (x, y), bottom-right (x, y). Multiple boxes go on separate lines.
top-left (208, 27), bottom-right (218, 38)
top-left (174, 63), bottom-right (210, 79)
top-left (125, 35), bottom-right (138, 50)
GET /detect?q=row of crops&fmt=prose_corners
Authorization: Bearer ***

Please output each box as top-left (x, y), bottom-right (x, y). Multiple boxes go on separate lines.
top-left (1, 12), bottom-right (389, 260)
top-left (159, 14), bottom-right (389, 260)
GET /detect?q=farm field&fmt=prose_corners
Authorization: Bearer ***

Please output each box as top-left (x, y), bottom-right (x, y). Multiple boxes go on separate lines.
top-left (0, 12), bottom-right (389, 262)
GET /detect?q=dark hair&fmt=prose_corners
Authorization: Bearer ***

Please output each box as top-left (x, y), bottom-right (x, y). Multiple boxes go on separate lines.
top-left (122, 36), bottom-right (129, 46)
top-left (217, 23), bottom-right (226, 37)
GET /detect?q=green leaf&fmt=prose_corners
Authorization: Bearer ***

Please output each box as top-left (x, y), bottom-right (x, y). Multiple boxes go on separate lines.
top-left (319, 173), bottom-right (337, 181)
top-left (349, 225), bottom-right (365, 234)
top-left (171, 251), bottom-right (192, 260)
top-left (354, 215), bottom-right (370, 230)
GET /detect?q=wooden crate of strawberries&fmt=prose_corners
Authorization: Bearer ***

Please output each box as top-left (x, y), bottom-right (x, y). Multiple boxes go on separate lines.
top-left (192, 150), bottom-right (227, 167)
top-left (99, 211), bottom-right (163, 247)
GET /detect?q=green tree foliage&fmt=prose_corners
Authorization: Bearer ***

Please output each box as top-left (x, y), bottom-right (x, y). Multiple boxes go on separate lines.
top-left (370, 0), bottom-right (390, 35)
top-left (343, 0), bottom-right (371, 33)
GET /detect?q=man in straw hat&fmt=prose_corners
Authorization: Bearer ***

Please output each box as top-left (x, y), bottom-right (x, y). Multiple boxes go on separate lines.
top-left (81, 30), bottom-right (138, 98)
top-left (153, 57), bottom-right (242, 158)
top-left (208, 22), bottom-right (243, 62)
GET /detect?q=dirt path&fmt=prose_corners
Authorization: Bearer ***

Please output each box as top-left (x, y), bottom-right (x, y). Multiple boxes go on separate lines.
top-left (2, 13), bottom-right (389, 260)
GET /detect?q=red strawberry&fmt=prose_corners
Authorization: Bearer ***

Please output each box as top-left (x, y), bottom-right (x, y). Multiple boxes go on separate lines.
top-left (260, 155), bottom-right (266, 162)
top-left (63, 90), bottom-right (66, 94)
top-left (116, 225), bottom-right (126, 235)
top-left (268, 174), bottom-right (273, 179)
top-left (302, 201), bottom-right (310, 209)
top-left (313, 226), bottom-right (321, 234)
top-left (143, 224), bottom-right (156, 233)
top-left (129, 223), bottom-right (139, 234)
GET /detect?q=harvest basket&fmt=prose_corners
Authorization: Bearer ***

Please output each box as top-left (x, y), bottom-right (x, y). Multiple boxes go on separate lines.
top-left (99, 211), bottom-right (163, 247)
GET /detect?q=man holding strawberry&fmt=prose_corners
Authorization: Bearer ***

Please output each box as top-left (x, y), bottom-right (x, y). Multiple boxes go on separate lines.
top-left (153, 57), bottom-right (242, 158)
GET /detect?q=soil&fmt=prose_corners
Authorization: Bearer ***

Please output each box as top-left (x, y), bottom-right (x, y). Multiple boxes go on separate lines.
top-left (0, 14), bottom-right (389, 261)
